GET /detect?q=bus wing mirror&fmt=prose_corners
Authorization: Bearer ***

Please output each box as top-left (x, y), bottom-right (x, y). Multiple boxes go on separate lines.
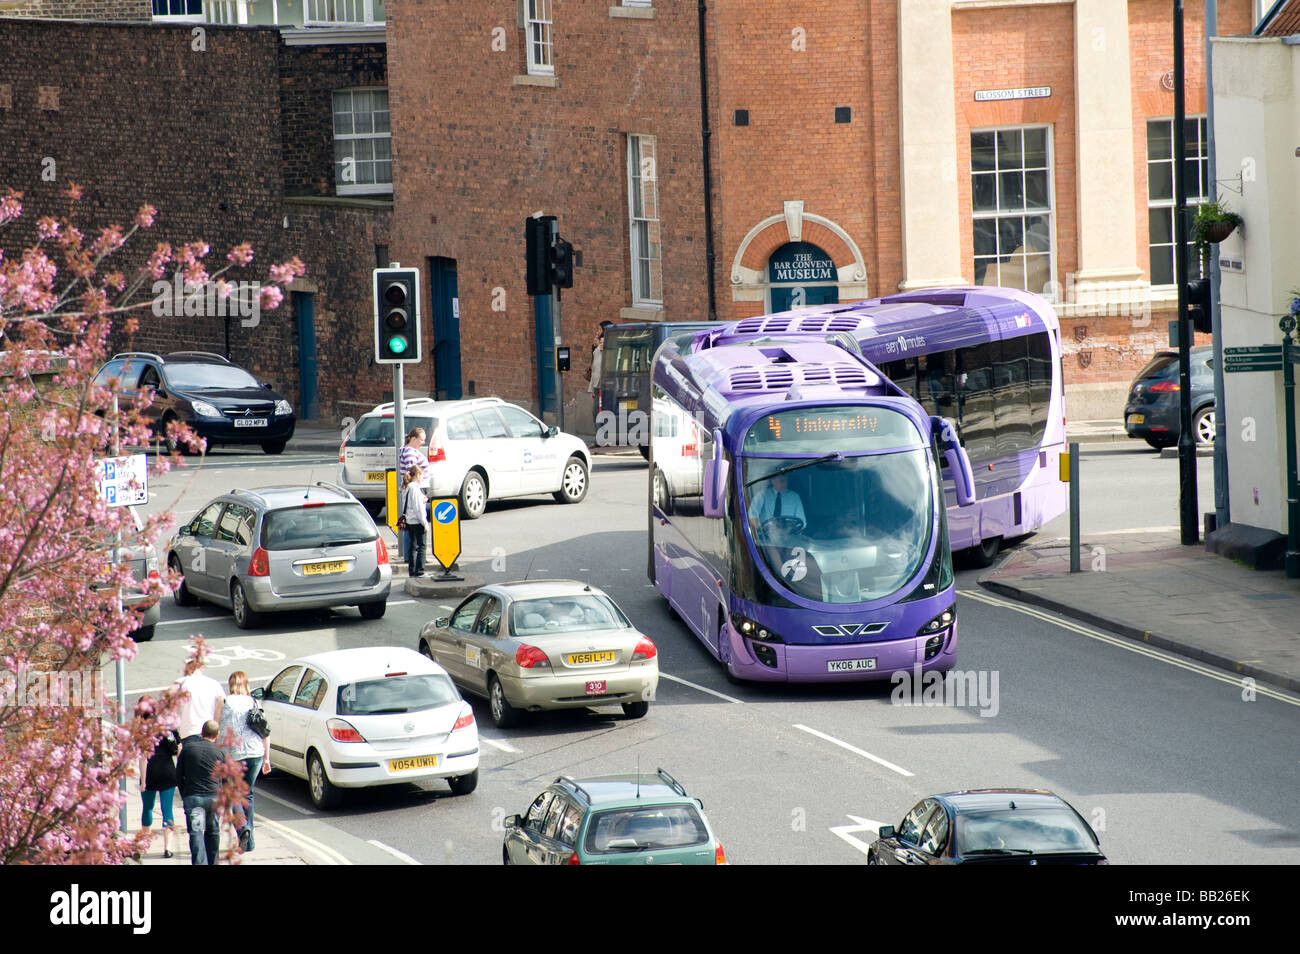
top-left (932, 416), bottom-right (975, 507)
top-left (703, 429), bottom-right (728, 518)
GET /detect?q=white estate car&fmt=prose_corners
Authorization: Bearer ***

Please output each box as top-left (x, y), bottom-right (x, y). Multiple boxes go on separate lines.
top-left (339, 397), bottom-right (592, 519)
top-left (253, 647), bottom-right (479, 809)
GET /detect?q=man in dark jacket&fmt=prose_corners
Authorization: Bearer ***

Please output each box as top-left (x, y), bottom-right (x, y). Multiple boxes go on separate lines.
top-left (175, 719), bottom-right (222, 865)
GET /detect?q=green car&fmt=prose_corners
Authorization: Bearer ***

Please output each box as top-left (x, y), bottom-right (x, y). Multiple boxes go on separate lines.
top-left (502, 770), bottom-right (727, 866)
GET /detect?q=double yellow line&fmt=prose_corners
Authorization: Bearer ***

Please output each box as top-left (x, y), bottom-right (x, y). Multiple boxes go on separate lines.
top-left (959, 589), bottom-right (1300, 708)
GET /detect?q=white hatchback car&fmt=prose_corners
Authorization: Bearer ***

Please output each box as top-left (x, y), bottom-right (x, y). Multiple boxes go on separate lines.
top-left (254, 647), bottom-right (479, 809)
top-left (339, 397), bottom-right (592, 519)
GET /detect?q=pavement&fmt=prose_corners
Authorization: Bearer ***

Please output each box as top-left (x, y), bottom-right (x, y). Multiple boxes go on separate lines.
top-left (125, 774), bottom-right (312, 866)
top-left (979, 528), bottom-right (1300, 694)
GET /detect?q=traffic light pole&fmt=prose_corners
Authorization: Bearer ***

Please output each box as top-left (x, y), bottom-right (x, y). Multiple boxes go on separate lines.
top-left (1173, 0), bottom-right (1199, 545)
top-left (393, 364), bottom-right (404, 486)
top-left (554, 289), bottom-right (564, 434)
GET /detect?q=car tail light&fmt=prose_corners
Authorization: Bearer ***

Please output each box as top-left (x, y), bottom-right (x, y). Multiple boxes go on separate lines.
top-left (515, 645), bottom-right (551, 669)
top-left (1149, 381), bottom-right (1180, 392)
top-left (715, 840), bottom-right (727, 865)
top-left (247, 547), bottom-right (270, 577)
top-left (452, 707), bottom-right (475, 731)
top-left (632, 637), bottom-right (658, 661)
top-left (339, 439), bottom-right (347, 464)
top-left (327, 719), bottom-right (365, 743)
top-left (376, 537), bottom-right (389, 566)
top-left (429, 431), bottom-right (446, 464)
top-left (566, 851), bottom-right (580, 866)
top-left (147, 556), bottom-right (160, 580)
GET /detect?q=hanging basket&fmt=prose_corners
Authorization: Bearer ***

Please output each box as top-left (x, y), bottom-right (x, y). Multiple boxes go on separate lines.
top-left (1203, 220), bottom-right (1237, 244)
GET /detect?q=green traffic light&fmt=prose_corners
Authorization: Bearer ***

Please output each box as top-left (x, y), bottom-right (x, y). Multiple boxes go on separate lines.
top-left (388, 336), bottom-right (408, 354)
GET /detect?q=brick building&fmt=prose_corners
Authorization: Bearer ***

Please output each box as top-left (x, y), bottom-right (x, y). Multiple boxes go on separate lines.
top-left (388, 0), bottom-right (1257, 428)
top-left (0, 3), bottom-right (395, 424)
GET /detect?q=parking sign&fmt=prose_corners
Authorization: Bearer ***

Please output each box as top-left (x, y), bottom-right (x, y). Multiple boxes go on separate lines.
top-left (96, 454), bottom-right (148, 507)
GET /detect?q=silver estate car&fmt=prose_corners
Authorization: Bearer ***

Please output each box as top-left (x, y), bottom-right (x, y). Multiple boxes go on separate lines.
top-left (166, 482), bottom-right (391, 629)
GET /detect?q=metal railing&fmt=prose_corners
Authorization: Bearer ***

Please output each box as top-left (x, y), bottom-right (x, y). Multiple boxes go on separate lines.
top-left (305, 0), bottom-right (383, 26)
top-left (202, 0), bottom-right (249, 24)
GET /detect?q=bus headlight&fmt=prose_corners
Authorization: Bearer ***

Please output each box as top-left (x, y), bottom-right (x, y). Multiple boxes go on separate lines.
top-left (916, 606), bottom-right (955, 636)
top-left (729, 611), bottom-right (783, 643)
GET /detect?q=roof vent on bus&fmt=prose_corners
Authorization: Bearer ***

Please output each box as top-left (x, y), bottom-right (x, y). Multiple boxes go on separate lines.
top-left (731, 314), bottom-right (869, 337)
top-left (725, 362), bottom-right (873, 393)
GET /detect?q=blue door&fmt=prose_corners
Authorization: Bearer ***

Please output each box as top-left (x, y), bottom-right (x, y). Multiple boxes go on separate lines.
top-left (292, 291), bottom-right (319, 419)
top-left (429, 257), bottom-right (462, 400)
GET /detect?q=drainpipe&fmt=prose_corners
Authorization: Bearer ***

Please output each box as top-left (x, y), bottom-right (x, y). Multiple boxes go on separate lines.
top-left (1206, 0), bottom-right (1230, 532)
top-left (697, 0), bottom-right (718, 322)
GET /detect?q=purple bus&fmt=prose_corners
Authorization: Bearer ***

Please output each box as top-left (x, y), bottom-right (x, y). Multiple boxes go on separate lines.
top-left (710, 286), bottom-right (1068, 567)
top-left (648, 326), bottom-right (977, 683)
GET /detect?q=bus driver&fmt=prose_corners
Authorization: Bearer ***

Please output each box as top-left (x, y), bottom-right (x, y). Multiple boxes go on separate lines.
top-left (749, 473), bottom-right (807, 533)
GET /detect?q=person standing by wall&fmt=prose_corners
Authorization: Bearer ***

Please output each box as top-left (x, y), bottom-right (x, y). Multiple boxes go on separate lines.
top-left (135, 695), bottom-right (180, 860)
top-left (216, 671), bottom-right (271, 852)
top-left (587, 320), bottom-right (613, 432)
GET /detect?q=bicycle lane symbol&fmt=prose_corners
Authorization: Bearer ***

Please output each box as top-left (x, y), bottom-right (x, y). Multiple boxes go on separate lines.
top-left (203, 645), bottom-right (286, 668)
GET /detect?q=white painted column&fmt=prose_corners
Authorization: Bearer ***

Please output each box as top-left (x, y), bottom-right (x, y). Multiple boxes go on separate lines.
top-left (898, 0), bottom-right (966, 289)
top-left (1072, 0), bottom-right (1145, 303)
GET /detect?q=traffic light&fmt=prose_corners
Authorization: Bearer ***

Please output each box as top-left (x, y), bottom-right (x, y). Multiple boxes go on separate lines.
top-left (549, 237), bottom-right (574, 290)
top-left (373, 267), bottom-right (422, 363)
top-left (525, 215), bottom-right (555, 296)
top-left (1187, 278), bottom-right (1213, 334)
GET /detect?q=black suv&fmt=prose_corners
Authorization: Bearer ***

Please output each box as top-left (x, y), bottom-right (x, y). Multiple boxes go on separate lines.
top-left (92, 352), bottom-right (296, 454)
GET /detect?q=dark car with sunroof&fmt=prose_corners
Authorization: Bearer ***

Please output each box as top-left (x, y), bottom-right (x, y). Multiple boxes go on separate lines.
top-left (867, 789), bottom-right (1107, 865)
top-left (92, 351), bottom-right (295, 454)
top-left (1123, 345), bottom-right (1215, 449)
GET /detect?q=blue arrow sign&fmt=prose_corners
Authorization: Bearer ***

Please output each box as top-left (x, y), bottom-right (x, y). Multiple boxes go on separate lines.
top-left (434, 501), bottom-right (457, 524)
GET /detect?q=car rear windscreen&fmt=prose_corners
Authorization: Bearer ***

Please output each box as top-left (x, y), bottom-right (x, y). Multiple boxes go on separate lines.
top-left (955, 809), bottom-right (1097, 856)
top-left (349, 415), bottom-right (436, 447)
top-left (1136, 353), bottom-right (1178, 380)
top-left (261, 503), bottom-right (377, 550)
top-left (583, 804), bottom-right (710, 854)
top-left (336, 673), bottom-right (461, 715)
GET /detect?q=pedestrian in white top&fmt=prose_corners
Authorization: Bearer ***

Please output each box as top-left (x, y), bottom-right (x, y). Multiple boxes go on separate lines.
top-left (217, 670), bottom-right (271, 852)
top-left (400, 465), bottom-right (431, 577)
top-left (174, 658), bottom-right (225, 741)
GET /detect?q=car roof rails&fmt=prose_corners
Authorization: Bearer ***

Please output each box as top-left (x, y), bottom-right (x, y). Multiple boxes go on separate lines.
top-left (113, 352), bottom-right (165, 364)
top-left (370, 396), bottom-right (441, 414)
top-left (655, 768), bottom-right (687, 797)
top-left (312, 480), bottom-right (351, 498)
top-left (166, 351), bottom-right (231, 364)
top-left (555, 776), bottom-right (592, 803)
top-left (228, 487), bottom-right (268, 507)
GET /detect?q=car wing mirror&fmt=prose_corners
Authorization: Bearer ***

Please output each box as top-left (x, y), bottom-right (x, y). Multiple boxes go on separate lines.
top-left (932, 416), bottom-right (975, 507)
top-left (251, 687), bottom-right (264, 701)
top-left (435, 616), bottom-right (449, 628)
top-left (703, 428), bottom-right (729, 519)
top-left (504, 814), bottom-right (522, 829)
top-left (878, 824), bottom-right (895, 840)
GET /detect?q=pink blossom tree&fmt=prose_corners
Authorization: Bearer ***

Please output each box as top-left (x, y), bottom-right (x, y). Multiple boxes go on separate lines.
top-left (0, 185), bottom-right (304, 864)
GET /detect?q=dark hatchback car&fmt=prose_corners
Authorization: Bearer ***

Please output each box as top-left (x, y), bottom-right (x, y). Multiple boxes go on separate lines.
top-left (1124, 345), bottom-right (1215, 449)
top-left (93, 352), bottom-right (295, 454)
top-left (867, 789), bottom-right (1107, 865)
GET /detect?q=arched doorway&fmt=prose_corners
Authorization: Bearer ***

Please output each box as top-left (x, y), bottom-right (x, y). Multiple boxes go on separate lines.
top-left (767, 241), bottom-right (840, 312)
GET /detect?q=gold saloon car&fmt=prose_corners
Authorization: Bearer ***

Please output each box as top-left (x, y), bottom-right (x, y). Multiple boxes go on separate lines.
top-left (417, 581), bottom-right (660, 729)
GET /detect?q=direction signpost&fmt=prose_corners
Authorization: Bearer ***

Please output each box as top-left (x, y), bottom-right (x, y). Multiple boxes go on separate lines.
top-left (1224, 323), bottom-right (1300, 578)
top-left (430, 498), bottom-right (463, 581)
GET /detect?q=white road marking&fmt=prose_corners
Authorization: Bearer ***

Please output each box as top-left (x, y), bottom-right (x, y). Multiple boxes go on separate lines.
top-left (438, 605), bottom-right (454, 611)
top-left (256, 815), bottom-right (350, 865)
top-left (829, 815), bottom-right (888, 858)
top-left (159, 615), bottom-right (230, 627)
top-left (960, 588), bottom-right (1300, 707)
top-left (659, 672), bottom-right (744, 704)
top-left (792, 724), bottom-right (914, 777)
top-left (367, 839), bottom-right (423, 865)
top-left (255, 787), bottom-right (316, 816)
top-left (479, 735), bottom-right (519, 753)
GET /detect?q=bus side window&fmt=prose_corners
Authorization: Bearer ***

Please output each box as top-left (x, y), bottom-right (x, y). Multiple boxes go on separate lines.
top-left (1027, 332), bottom-right (1052, 445)
top-left (956, 343), bottom-right (995, 463)
top-left (993, 336), bottom-right (1032, 456)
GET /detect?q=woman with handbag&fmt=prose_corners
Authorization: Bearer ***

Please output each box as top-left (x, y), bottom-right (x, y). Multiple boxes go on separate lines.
top-left (400, 465), bottom-right (430, 578)
top-left (217, 670), bottom-right (271, 852)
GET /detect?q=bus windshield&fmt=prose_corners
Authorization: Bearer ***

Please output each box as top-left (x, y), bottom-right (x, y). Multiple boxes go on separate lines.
top-left (741, 407), bottom-right (934, 604)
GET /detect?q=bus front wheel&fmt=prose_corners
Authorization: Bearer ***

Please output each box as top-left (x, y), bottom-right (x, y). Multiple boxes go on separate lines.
top-left (968, 536), bottom-right (1002, 568)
